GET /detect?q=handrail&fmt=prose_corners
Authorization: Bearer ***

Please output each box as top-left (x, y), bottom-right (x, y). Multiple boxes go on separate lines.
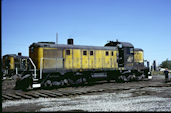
top-left (29, 58), bottom-right (37, 79)
top-left (40, 58), bottom-right (43, 79)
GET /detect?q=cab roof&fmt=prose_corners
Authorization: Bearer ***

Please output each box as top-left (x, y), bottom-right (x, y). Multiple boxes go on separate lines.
top-left (105, 41), bottom-right (134, 48)
top-left (29, 42), bottom-right (117, 50)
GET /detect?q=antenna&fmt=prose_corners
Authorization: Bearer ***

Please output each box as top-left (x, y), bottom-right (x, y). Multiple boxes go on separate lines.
top-left (56, 32), bottom-right (58, 44)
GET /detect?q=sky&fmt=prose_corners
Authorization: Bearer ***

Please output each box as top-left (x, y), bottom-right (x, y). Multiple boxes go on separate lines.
top-left (2, 0), bottom-right (171, 66)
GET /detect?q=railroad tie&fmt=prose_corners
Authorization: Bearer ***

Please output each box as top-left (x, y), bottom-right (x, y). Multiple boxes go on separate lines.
top-left (59, 91), bottom-right (70, 96)
top-left (50, 91), bottom-right (64, 97)
top-left (67, 91), bottom-right (78, 95)
top-left (25, 93), bottom-right (39, 98)
top-left (38, 91), bottom-right (57, 98)
top-left (80, 91), bottom-right (87, 94)
top-left (91, 90), bottom-right (98, 92)
top-left (15, 92), bottom-right (33, 99)
top-left (60, 90), bottom-right (76, 95)
top-left (2, 95), bottom-right (13, 100)
top-left (52, 90), bottom-right (70, 96)
top-left (86, 90), bottom-right (93, 93)
top-left (97, 89), bottom-right (105, 92)
top-left (41, 90), bottom-right (63, 97)
top-left (72, 90), bottom-right (84, 95)
top-left (74, 90), bottom-right (88, 94)
top-left (33, 92), bottom-right (49, 98)
top-left (6, 93), bottom-right (22, 100)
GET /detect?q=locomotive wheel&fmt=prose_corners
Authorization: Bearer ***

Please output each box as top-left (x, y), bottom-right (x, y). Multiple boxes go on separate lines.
top-left (52, 81), bottom-right (61, 87)
top-left (44, 80), bottom-right (52, 87)
top-left (68, 78), bottom-right (75, 86)
top-left (127, 74), bottom-right (136, 81)
top-left (136, 74), bottom-right (145, 81)
top-left (115, 75), bottom-right (127, 83)
top-left (82, 77), bottom-right (87, 84)
top-left (75, 78), bottom-right (83, 84)
top-left (63, 79), bottom-right (69, 85)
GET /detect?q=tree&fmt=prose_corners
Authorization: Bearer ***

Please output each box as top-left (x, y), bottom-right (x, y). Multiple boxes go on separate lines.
top-left (160, 59), bottom-right (171, 70)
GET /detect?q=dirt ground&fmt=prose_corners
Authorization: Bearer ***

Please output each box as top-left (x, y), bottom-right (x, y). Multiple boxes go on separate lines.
top-left (2, 75), bottom-right (171, 112)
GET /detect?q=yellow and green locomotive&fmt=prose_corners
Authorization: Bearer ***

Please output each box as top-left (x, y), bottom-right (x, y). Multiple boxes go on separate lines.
top-left (4, 39), bottom-right (151, 89)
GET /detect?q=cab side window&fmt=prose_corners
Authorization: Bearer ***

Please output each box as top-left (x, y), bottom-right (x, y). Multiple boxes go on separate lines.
top-left (90, 51), bottom-right (93, 56)
top-left (66, 50), bottom-right (70, 55)
top-left (106, 51), bottom-right (109, 56)
top-left (111, 51), bottom-right (114, 56)
top-left (83, 51), bottom-right (87, 55)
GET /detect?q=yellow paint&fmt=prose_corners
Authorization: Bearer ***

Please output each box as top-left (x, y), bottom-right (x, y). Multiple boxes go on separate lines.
top-left (30, 46), bottom-right (119, 71)
top-left (110, 51), bottom-right (118, 69)
top-left (73, 49), bottom-right (81, 69)
top-left (29, 47), bottom-right (43, 69)
top-left (37, 48), bottom-right (44, 69)
top-left (95, 50), bottom-right (103, 69)
top-left (82, 49), bottom-right (88, 69)
top-left (134, 51), bottom-right (143, 63)
top-left (9, 56), bottom-right (14, 69)
top-left (64, 49), bottom-right (73, 69)
top-left (104, 50), bottom-right (110, 68)
top-left (2, 56), bottom-right (14, 69)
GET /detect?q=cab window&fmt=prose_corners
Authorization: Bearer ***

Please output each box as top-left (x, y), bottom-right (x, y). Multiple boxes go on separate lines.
top-left (66, 50), bottom-right (70, 55)
top-left (106, 51), bottom-right (109, 56)
top-left (90, 51), bottom-right (93, 56)
top-left (83, 51), bottom-right (87, 55)
top-left (111, 51), bottom-right (114, 56)
top-left (126, 48), bottom-right (134, 54)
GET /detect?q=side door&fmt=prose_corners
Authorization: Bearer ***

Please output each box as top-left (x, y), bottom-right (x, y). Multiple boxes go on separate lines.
top-left (118, 47), bottom-right (124, 67)
top-left (124, 47), bottom-right (134, 70)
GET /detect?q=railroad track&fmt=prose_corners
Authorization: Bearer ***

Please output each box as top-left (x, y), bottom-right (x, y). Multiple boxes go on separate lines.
top-left (2, 87), bottom-right (106, 101)
top-left (2, 83), bottom-right (171, 101)
top-left (2, 76), bottom-right (171, 101)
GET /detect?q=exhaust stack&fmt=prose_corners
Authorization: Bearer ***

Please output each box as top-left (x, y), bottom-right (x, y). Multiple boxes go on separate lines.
top-left (67, 38), bottom-right (74, 45)
top-left (18, 52), bottom-right (22, 56)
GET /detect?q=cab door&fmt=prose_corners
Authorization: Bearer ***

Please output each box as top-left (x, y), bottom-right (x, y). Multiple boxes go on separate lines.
top-left (118, 47), bottom-right (124, 67)
top-left (124, 47), bottom-right (134, 70)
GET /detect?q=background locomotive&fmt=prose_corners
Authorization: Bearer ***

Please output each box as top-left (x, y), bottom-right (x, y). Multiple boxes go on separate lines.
top-left (2, 39), bottom-right (151, 89)
top-left (2, 53), bottom-right (30, 78)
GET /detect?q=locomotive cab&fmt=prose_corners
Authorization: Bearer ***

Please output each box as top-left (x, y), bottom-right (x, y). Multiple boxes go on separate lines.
top-left (105, 41), bottom-right (134, 70)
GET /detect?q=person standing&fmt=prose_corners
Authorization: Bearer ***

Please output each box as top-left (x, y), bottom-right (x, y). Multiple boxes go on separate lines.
top-left (164, 68), bottom-right (169, 83)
